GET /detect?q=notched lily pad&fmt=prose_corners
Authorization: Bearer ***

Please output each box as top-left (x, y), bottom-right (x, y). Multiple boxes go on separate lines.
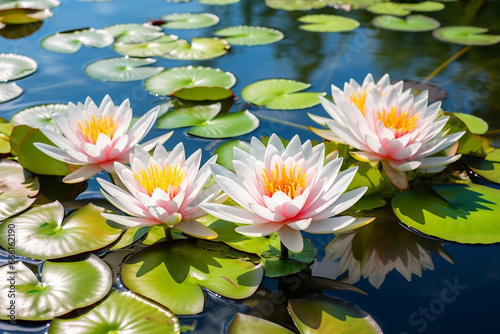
top-left (372, 15), bottom-right (440, 32)
top-left (0, 53), bottom-right (37, 82)
top-left (433, 26), bottom-right (500, 46)
top-left (85, 57), bottom-right (164, 82)
top-left (298, 14), bottom-right (360, 32)
top-left (10, 103), bottom-right (68, 132)
top-left (156, 102), bottom-right (222, 129)
top-left (41, 28), bottom-right (114, 53)
top-left (187, 110), bottom-right (259, 139)
top-left (161, 12), bottom-right (219, 29)
top-left (214, 25), bottom-right (284, 46)
top-left (104, 23), bottom-right (164, 43)
top-left (452, 112), bottom-right (488, 134)
top-left (113, 34), bottom-right (179, 57)
top-left (172, 86), bottom-right (233, 100)
top-left (160, 37), bottom-right (230, 60)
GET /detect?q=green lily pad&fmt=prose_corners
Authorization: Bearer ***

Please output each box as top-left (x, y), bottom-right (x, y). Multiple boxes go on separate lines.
top-left (161, 12), bottom-right (219, 29)
top-left (104, 23), bottom-right (164, 43)
top-left (199, 0), bottom-right (240, 4)
top-left (213, 139), bottom-right (250, 171)
top-left (0, 53), bottom-right (37, 82)
top-left (453, 112), bottom-right (488, 134)
top-left (0, 255), bottom-right (112, 321)
top-left (367, 2), bottom-right (410, 15)
top-left (110, 226), bottom-right (149, 250)
top-left (85, 57), bottom-right (164, 82)
top-left (0, 81), bottom-right (22, 102)
top-left (0, 118), bottom-right (13, 153)
top-left (0, 0), bottom-right (60, 10)
top-left (402, 1), bottom-right (445, 12)
top-left (372, 15), bottom-right (440, 32)
top-left (298, 14), bottom-right (360, 32)
top-left (113, 34), bottom-right (179, 57)
top-left (41, 28), bottom-right (114, 53)
top-left (228, 313), bottom-right (295, 334)
top-left (187, 110), bottom-right (259, 139)
top-left (0, 159), bottom-right (39, 220)
top-left (288, 294), bottom-right (383, 333)
top-left (393, 183), bottom-right (500, 244)
top-left (214, 25), bottom-right (284, 46)
top-left (242, 79), bottom-right (326, 110)
top-left (145, 66), bottom-right (236, 96)
top-left (265, 0), bottom-right (327, 10)
top-left (346, 162), bottom-right (391, 197)
top-left (10, 103), bottom-right (68, 132)
top-left (462, 155), bottom-right (500, 184)
top-left (173, 86), bottom-right (233, 100)
top-left (121, 239), bottom-right (264, 314)
top-left (0, 7), bottom-right (52, 24)
top-left (32, 175), bottom-right (87, 206)
top-left (48, 290), bottom-right (180, 334)
top-left (156, 103), bottom-right (221, 129)
top-left (433, 26), bottom-right (500, 46)
top-left (0, 201), bottom-right (125, 259)
top-left (160, 37), bottom-right (229, 60)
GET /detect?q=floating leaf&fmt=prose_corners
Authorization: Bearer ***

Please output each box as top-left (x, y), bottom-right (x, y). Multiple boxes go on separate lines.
top-left (104, 23), bottom-right (164, 43)
top-left (433, 26), bottom-right (500, 46)
top-left (0, 118), bottom-right (13, 152)
top-left (0, 7), bottom-right (52, 24)
top-left (121, 240), bottom-right (264, 314)
top-left (228, 313), bottom-right (294, 334)
top-left (110, 226), bottom-right (149, 250)
top-left (265, 0), bottom-right (327, 10)
top-left (462, 155), bottom-right (500, 184)
top-left (0, 201), bottom-right (124, 259)
top-left (0, 81), bottom-right (22, 102)
top-left (161, 12), bottom-right (219, 29)
top-left (214, 25), bottom-right (284, 46)
top-left (48, 290), bottom-right (180, 334)
top-left (41, 28), bottom-right (114, 53)
top-left (156, 103), bottom-right (222, 129)
top-left (0, 255), bottom-right (112, 321)
top-left (199, 0), bottom-right (240, 4)
top-left (393, 183), bottom-right (500, 244)
top-left (188, 110), bottom-right (259, 139)
top-left (0, 0), bottom-right (60, 10)
top-left (113, 34), bottom-right (179, 57)
top-left (452, 112), bottom-right (488, 134)
top-left (298, 14), bottom-right (360, 32)
top-left (160, 37), bottom-right (229, 60)
top-left (372, 15), bottom-right (440, 32)
top-left (85, 57), bottom-right (164, 82)
top-left (145, 66), bottom-right (236, 96)
top-left (367, 2), bottom-right (410, 15)
top-left (402, 1), bottom-right (445, 12)
top-left (214, 139), bottom-right (251, 171)
top-left (10, 103), bottom-right (67, 132)
top-left (0, 53), bottom-right (37, 81)
top-left (172, 86), bottom-right (233, 100)
top-left (242, 79), bottom-right (326, 110)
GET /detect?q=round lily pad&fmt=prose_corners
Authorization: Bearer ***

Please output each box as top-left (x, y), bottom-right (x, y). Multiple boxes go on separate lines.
top-left (172, 86), bottom-right (233, 100)
top-left (242, 79), bottom-right (326, 110)
top-left (214, 25), bottom-right (284, 46)
top-left (392, 183), bottom-right (500, 244)
top-left (0, 118), bottom-right (13, 153)
top-left (228, 313), bottom-right (294, 334)
top-left (48, 290), bottom-right (180, 334)
top-left (187, 110), bottom-right (259, 138)
top-left (453, 112), bottom-right (488, 134)
top-left (156, 103), bottom-right (222, 129)
top-left (199, 0), bottom-right (240, 4)
top-left (104, 23), bottom-right (164, 43)
top-left (0, 53), bottom-right (37, 82)
top-left (0, 0), bottom-right (60, 10)
top-left (433, 26), bottom-right (500, 46)
top-left (402, 1), bottom-right (445, 12)
top-left (462, 155), bottom-right (500, 184)
top-left (0, 255), bottom-right (112, 321)
top-left (265, 0), bottom-right (327, 10)
top-left (367, 2), bottom-right (411, 15)
top-left (10, 103), bottom-right (68, 132)
top-left (160, 37), bottom-right (229, 60)
top-left (0, 159), bottom-right (39, 220)
top-left (298, 14), bottom-right (360, 32)
top-left (372, 15), bottom-right (440, 32)
top-left (113, 34), bottom-right (179, 57)
top-left (161, 12), bottom-right (219, 29)
top-left (0, 201), bottom-right (125, 259)
top-left (0, 82), bottom-right (22, 102)
top-left (213, 139), bottom-right (250, 171)
top-left (41, 28), bottom-right (114, 53)
top-left (0, 8), bottom-right (53, 24)
top-left (145, 66), bottom-right (236, 96)
top-left (85, 57), bottom-right (164, 82)
top-left (121, 239), bottom-right (264, 314)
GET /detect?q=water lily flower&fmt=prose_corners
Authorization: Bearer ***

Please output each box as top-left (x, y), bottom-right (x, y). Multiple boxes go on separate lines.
top-left (320, 74), bottom-right (465, 189)
top-left (35, 95), bottom-right (172, 183)
top-left (201, 134), bottom-right (373, 253)
top-left (97, 143), bottom-right (220, 239)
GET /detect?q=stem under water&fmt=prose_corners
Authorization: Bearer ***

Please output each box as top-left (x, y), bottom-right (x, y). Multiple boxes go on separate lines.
top-left (422, 46), bottom-right (472, 84)
top-left (280, 241), bottom-right (289, 260)
top-left (164, 226), bottom-right (173, 241)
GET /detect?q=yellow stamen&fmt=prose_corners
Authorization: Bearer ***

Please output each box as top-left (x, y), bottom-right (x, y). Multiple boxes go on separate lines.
top-left (350, 91), bottom-right (367, 115)
top-left (377, 106), bottom-right (418, 138)
top-left (261, 163), bottom-right (307, 199)
top-left (77, 114), bottom-right (118, 144)
top-left (134, 163), bottom-right (186, 198)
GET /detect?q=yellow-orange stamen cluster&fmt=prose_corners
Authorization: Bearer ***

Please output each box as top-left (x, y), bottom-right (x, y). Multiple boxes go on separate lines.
top-left (134, 163), bottom-right (186, 198)
top-left (78, 114), bottom-right (118, 144)
top-left (377, 106), bottom-right (418, 138)
top-left (350, 91), bottom-right (367, 115)
top-left (261, 163), bottom-right (307, 199)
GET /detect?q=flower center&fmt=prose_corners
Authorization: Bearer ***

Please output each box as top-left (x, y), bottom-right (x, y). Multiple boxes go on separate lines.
top-left (134, 163), bottom-right (186, 198)
top-left (350, 91), bottom-right (367, 115)
top-left (77, 114), bottom-right (118, 144)
top-left (261, 163), bottom-right (307, 199)
top-left (377, 106), bottom-right (418, 138)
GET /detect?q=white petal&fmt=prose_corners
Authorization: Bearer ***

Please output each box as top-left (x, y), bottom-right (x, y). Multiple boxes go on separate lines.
top-left (382, 159), bottom-right (408, 190)
top-left (210, 163), bottom-right (257, 209)
top-left (101, 213), bottom-right (159, 227)
top-left (62, 164), bottom-right (103, 183)
top-left (287, 218), bottom-right (312, 231)
top-left (277, 225), bottom-right (304, 253)
top-left (235, 222), bottom-right (283, 237)
top-left (174, 220), bottom-right (217, 239)
top-left (304, 216), bottom-right (355, 234)
top-left (416, 155), bottom-right (462, 169)
top-left (139, 132), bottom-right (173, 153)
top-left (311, 186), bottom-right (367, 220)
top-left (201, 203), bottom-right (269, 224)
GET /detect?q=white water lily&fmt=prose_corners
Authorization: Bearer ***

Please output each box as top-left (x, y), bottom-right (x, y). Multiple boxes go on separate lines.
top-left (97, 143), bottom-right (221, 239)
top-left (201, 134), bottom-right (373, 253)
top-left (35, 95), bottom-right (171, 183)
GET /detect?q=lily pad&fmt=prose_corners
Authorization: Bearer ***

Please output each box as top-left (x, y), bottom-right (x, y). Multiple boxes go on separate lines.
top-left (298, 14), bottom-right (360, 32)
top-left (402, 1), bottom-right (445, 12)
top-left (0, 53), bottom-right (37, 81)
top-left (160, 37), bottom-right (229, 60)
top-left (242, 79), bottom-right (326, 110)
top-left (392, 183), bottom-right (500, 244)
top-left (433, 26), bottom-right (500, 46)
top-left (85, 57), bottom-right (164, 82)
top-left (110, 226), bottom-right (149, 250)
top-left (0, 118), bottom-right (13, 152)
top-left (265, 0), bottom-right (327, 10)
top-left (0, 81), bottom-right (22, 102)
top-left (10, 103), bottom-right (68, 132)
top-left (0, 159), bottom-right (39, 220)
top-left (213, 139), bottom-right (251, 171)
top-left (0, 0), bottom-right (60, 10)
top-left (228, 313), bottom-right (295, 334)
top-left (214, 25), bottom-right (284, 46)
top-left (104, 23), bottom-right (164, 43)
top-left (187, 110), bottom-right (259, 139)
top-left (462, 155), bottom-right (500, 184)
top-left (372, 15), bottom-right (440, 32)
top-left (367, 2), bottom-right (410, 15)
top-left (145, 66), bottom-right (236, 96)
top-left (121, 239), bottom-right (264, 314)
top-left (113, 34), bottom-right (179, 57)
top-left (48, 290), bottom-right (180, 334)
top-left (41, 28), bottom-right (114, 53)
top-left (0, 201), bottom-right (125, 259)
top-left (0, 7), bottom-right (52, 24)
top-left (199, 0), bottom-right (240, 4)
top-left (173, 86), bottom-right (233, 100)
top-left (0, 255), bottom-right (112, 321)
top-left (453, 112), bottom-right (488, 134)
top-left (156, 103), bottom-right (222, 129)
top-left (161, 12), bottom-right (219, 29)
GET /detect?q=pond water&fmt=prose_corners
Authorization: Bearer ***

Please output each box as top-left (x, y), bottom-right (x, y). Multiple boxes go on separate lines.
top-left (1, 0), bottom-right (500, 333)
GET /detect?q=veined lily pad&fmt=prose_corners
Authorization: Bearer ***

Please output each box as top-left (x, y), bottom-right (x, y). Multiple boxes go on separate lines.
top-left (161, 12), bottom-right (219, 29)
top-left (0, 8), bottom-right (52, 24)
top-left (298, 14), bottom-right (360, 32)
top-left (433, 26), bottom-right (500, 46)
top-left (0, 118), bottom-right (13, 152)
top-left (187, 110), bottom-right (259, 138)
top-left (145, 66), bottom-right (236, 96)
top-left (392, 183), bottom-right (500, 244)
top-left (41, 28), bottom-right (114, 53)
top-left (0, 201), bottom-right (125, 259)
top-left (242, 79), bottom-right (326, 110)
top-left (213, 139), bottom-right (250, 171)
top-left (228, 313), bottom-right (294, 334)
top-left (372, 15), bottom-right (440, 32)
top-left (113, 34), bottom-right (179, 57)
top-left (0, 53), bottom-right (37, 81)
top-left (214, 25), bottom-right (284, 46)
top-left (10, 103), bottom-right (67, 132)
top-left (121, 239), bottom-right (264, 314)
top-left (48, 290), bottom-right (180, 334)
top-left (0, 255), bottom-right (112, 321)
top-left (104, 23), bottom-right (164, 43)
top-left (157, 103), bottom-right (222, 129)
top-left (85, 57), bottom-right (164, 82)
top-left (110, 226), bottom-right (149, 250)
top-left (0, 82), bottom-right (22, 102)
top-left (173, 86), bottom-right (233, 100)
top-left (0, 159), bottom-right (39, 220)
top-left (462, 155), bottom-right (500, 184)
top-left (453, 112), bottom-right (488, 134)
top-left (199, 0), bottom-right (240, 4)
top-left (265, 0), bottom-right (327, 10)
top-left (160, 37), bottom-right (229, 60)
top-left (0, 0), bottom-right (60, 9)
